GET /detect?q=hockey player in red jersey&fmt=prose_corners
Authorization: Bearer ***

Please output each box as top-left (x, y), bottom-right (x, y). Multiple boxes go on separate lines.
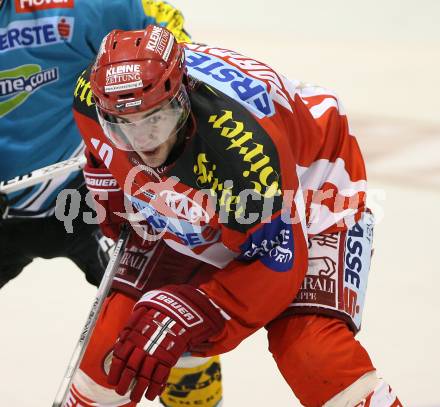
top-left (69, 25), bottom-right (403, 406)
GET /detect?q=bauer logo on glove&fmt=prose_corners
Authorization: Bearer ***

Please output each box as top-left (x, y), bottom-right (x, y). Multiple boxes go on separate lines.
top-left (142, 290), bottom-right (204, 327)
top-left (107, 285), bottom-right (225, 403)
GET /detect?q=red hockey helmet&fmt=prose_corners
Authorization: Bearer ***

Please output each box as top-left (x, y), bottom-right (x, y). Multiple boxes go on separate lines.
top-left (90, 25), bottom-right (190, 152)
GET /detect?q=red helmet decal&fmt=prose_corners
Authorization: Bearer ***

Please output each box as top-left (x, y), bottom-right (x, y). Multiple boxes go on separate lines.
top-left (145, 25), bottom-right (175, 62)
top-left (104, 64), bottom-right (143, 94)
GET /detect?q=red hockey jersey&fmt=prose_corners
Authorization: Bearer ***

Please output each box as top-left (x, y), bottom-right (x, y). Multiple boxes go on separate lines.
top-left (73, 43), bottom-right (367, 353)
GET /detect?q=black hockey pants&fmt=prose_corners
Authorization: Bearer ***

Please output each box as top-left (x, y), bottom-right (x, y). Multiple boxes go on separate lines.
top-left (0, 185), bottom-right (110, 288)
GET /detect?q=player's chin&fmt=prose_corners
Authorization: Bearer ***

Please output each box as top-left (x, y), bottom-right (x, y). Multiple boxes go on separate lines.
top-left (138, 147), bottom-right (168, 168)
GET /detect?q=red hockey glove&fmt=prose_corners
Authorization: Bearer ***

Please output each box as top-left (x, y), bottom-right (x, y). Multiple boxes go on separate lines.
top-left (83, 150), bottom-right (125, 240)
top-left (107, 285), bottom-right (225, 402)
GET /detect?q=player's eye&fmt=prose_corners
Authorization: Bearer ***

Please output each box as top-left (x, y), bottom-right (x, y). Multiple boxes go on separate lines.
top-left (146, 115), bottom-right (161, 124)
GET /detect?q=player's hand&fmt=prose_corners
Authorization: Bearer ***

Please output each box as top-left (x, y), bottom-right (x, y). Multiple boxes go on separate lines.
top-left (83, 150), bottom-right (126, 240)
top-left (83, 149), bottom-right (161, 247)
top-left (107, 285), bottom-right (225, 402)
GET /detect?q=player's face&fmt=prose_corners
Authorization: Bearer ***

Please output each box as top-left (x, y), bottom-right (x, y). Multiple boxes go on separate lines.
top-left (97, 87), bottom-right (190, 164)
top-left (137, 130), bottom-right (178, 168)
top-left (114, 103), bottom-right (178, 167)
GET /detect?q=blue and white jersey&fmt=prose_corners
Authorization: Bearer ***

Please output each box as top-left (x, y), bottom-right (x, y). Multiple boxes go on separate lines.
top-left (0, 0), bottom-right (189, 217)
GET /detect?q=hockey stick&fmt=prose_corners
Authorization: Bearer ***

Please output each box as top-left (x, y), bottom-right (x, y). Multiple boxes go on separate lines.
top-left (52, 225), bottom-right (130, 407)
top-left (0, 155), bottom-right (86, 195)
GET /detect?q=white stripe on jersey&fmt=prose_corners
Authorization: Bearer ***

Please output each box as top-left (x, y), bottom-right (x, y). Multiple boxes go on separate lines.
top-left (295, 84), bottom-right (347, 116)
top-left (295, 85), bottom-right (338, 100)
top-left (309, 97), bottom-right (340, 119)
top-left (297, 158), bottom-right (367, 195)
top-left (307, 203), bottom-right (359, 235)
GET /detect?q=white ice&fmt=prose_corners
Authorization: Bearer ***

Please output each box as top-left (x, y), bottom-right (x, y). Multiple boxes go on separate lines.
top-left (1, 1), bottom-right (439, 405)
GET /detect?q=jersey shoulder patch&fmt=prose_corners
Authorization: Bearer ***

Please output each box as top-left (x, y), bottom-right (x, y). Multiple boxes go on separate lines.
top-left (184, 45), bottom-right (292, 119)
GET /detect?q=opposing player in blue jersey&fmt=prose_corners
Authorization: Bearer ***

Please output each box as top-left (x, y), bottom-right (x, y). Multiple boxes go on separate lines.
top-left (0, 0), bottom-right (189, 285)
top-left (0, 2), bottom-right (223, 406)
